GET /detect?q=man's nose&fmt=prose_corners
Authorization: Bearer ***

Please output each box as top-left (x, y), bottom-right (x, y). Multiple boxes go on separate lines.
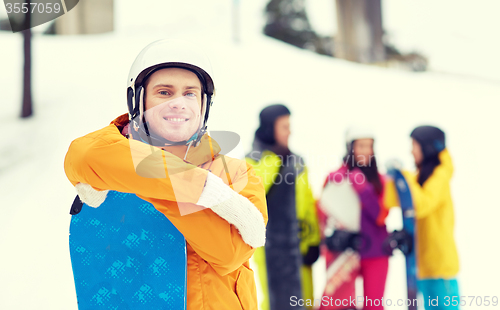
top-left (167, 96), bottom-right (186, 110)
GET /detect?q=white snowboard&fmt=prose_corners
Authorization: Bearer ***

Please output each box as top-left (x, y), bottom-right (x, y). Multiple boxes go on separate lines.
top-left (320, 180), bottom-right (361, 235)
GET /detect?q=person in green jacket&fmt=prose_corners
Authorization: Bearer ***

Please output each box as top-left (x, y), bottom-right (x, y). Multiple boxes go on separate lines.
top-left (385, 126), bottom-right (460, 310)
top-left (246, 104), bottom-right (321, 310)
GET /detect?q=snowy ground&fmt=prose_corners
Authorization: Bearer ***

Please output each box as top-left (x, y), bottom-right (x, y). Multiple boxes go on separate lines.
top-left (1, 0), bottom-right (499, 309)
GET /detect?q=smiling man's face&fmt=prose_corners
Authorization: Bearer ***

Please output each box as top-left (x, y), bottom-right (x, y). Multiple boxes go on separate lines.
top-left (144, 67), bottom-right (203, 143)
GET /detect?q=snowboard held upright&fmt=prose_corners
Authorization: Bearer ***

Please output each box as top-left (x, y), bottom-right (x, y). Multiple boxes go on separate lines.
top-left (69, 191), bottom-right (187, 310)
top-left (387, 169), bottom-right (418, 310)
top-left (318, 180), bottom-right (361, 310)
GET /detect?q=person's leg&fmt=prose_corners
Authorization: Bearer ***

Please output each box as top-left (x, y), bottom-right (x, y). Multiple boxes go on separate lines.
top-left (418, 278), bottom-right (460, 310)
top-left (418, 279), bottom-right (436, 309)
top-left (253, 247), bottom-right (271, 310)
top-left (320, 252), bottom-right (359, 310)
top-left (360, 257), bottom-right (389, 310)
top-left (301, 265), bottom-right (314, 309)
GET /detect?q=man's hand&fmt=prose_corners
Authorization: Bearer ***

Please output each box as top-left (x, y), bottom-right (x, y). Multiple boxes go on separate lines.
top-left (196, 172), bottom-right (235, 209)
top-left (382, 229), bottom-right (413, 255)
top-left (196, 172), bottom-right (266, 249)
top-left (75, 183), bottom-right (109, 208)
top-left (385, 158), bottom-right (403, 172)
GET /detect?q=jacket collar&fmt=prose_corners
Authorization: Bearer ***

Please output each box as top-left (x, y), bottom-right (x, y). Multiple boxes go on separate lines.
top-left (112, 114), bottom-right (221, 166)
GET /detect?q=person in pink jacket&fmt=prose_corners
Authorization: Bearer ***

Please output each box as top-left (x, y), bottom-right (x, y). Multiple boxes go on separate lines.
top-left (320, 127), bottom-right (389, 310)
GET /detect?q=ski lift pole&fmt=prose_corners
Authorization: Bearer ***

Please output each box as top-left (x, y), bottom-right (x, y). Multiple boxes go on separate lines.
top-left (21, 0), bottom-right (33, 118)
top-left (232, 0), bottom-right (240, 43)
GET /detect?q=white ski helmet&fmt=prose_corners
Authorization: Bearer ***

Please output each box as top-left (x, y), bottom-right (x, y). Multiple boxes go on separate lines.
top-left (345, 126), bottom-right (375, 152)
top-left (126, 39), bottom-right (215, 146)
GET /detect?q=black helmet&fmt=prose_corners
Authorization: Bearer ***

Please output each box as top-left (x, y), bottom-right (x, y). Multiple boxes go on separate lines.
top-left (255, 104), bottom-right (291, 145)
top-left (410, 126), bottom-right (445, 159)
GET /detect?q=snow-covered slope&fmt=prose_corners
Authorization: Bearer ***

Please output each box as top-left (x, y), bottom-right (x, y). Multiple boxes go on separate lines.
top-left (1, 0), bottom-right (499, 309)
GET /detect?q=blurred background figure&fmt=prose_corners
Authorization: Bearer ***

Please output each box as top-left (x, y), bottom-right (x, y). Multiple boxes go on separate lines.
top-left (318, 127), bottom-right (390, 310)
top-left (246, 104), bottom-right (321, 310)
top-left (385, 126), bottom-right (460, 310)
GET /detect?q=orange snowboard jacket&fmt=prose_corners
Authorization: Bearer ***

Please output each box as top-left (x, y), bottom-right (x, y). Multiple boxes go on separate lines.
top-left (64, 114), bottom-right (268, 310)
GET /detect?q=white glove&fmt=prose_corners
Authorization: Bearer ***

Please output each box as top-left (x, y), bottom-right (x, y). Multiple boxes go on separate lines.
top-left (196, 172), bottom-right (235, 209)
top-left (196, 172), bottom-right (266, 248)
top-left (75, 183), bottom-right (109, 208)
top-left (385, 158), bottom-right (403, 171)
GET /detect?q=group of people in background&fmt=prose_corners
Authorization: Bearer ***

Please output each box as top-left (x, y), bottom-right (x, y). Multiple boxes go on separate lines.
top-left (64, 41), bottom-right (459, 310)
top-left (247, 104), bottom-right (460, 310)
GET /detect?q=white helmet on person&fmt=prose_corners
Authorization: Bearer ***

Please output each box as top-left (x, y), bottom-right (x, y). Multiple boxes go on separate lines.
top-left (345, 126), bottom-right (375, 152)
top-left (126, 39), bottom-right (215, 146)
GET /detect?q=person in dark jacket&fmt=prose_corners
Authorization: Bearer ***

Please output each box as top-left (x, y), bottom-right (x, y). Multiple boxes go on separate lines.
top-left (246, 104), bottom-right (321, 310)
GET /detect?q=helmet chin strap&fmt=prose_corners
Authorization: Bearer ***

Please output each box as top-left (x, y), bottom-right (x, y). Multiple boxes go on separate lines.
top-left (135, 122), bottom-right (193, 147)
top-left (133, 115), bottom-right (204, 147)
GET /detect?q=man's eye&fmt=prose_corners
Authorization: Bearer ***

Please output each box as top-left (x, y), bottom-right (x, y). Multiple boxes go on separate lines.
top-left (159, 91), bottom-right (170, 95)
top-left (185, 92), bottom-right (196, 97)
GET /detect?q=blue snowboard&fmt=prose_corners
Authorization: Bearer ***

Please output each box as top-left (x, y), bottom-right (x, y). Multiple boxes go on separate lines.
top-left (69, 191), bottom-right (187, 310)
top-left (389, 169), bottom-right (418, 310)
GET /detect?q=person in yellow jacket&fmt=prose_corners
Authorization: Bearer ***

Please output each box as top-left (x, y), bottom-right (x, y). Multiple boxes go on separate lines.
top-left (64, 39), bottom-right (268, 310)
top-left (385, 126), bottom-right (460, 310)
top-left (246, 104), bottom-right (321, 310)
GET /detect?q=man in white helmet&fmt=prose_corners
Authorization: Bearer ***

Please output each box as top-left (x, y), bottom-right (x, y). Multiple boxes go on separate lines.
top-left (64, 40), bottom-right (267, 310)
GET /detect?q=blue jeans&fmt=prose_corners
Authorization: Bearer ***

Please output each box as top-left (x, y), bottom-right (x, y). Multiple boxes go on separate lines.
top-left (418, 278), bottom-right (460, 310)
